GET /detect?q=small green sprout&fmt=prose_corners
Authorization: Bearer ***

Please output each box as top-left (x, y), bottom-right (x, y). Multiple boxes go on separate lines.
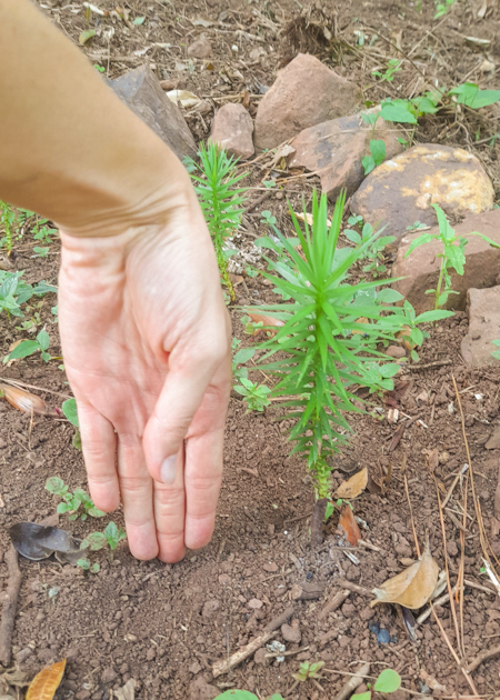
top-left (62, 398), bottom-right (82, 449)
top-left (81, 521), bottom-right (126, 552)
top-left (356, 668), bottom-right (401, 700)
top-left (4, 328), bottom-right (51, 364)
top-left (234, 378), bottom-right (271, 412)
top-left (292, 660), bottom-right (325, 682)
top-left (77, 559), bottom-right (100, 574)
top-left (45, 476), bottom-right (105, 521)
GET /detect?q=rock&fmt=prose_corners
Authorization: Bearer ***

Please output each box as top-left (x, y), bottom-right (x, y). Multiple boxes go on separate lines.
top-left (189, 661), bottom-right (202, 674)
top-left (209, 103), bottom-right (254, 159)
top-left (202, 599), bottom-right (220, 618)
top-left (447, 540), bottom-right (459, 557)
top-left (393, 209), bottom-right (500, 314)
top-left (189, 676), bottom-right (220, 700)
top-left (254, 53), bottom-right (361, 150)
top-left (248, 598), bottom-right (263, 609)
top-left (385, 345), bottom-right (406, 359)
top-left (281, 620), bottom-right (301, 643)
top-left (15, 647), bottom-right (33, 663)
top-left (263, 561), bottom-right (279, 573)
top-left (109, 65), bottom-right (197, 160)
top-left (253, 648), bottom-right (269, 665)
top-left (188, 35), bottom-right (212, 59)
top-left (288, 110), bottom-right (403, 200)
top-left (101, 667), bottom-right (118, 684)
top-left (486, 425), bottom-right (500, 449)
top-left (461, 286), bottom-right (500, 367)
top-left (351, 143), bottom-right (494, 239)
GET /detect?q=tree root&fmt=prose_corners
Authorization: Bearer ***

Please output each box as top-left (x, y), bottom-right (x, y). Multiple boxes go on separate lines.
top-left (0, 546), bottom-right (21, 667)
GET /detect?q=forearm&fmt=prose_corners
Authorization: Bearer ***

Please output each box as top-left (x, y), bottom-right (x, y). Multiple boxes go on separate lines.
top-left (0, 0), bottom-right (190, 235)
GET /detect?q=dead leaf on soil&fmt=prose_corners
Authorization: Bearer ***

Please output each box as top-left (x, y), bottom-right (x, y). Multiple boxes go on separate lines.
top-left (338, 504), bottom-right (361, 546)
top-left (10, 522), bottom-right (87, 565)
top-left (336, 467), bottom-right (368, 500)
top-left (0, 383), bottom-right (48, 415)
top-left (247, 312), bottom-right (285, 337)
top-left (26, 660), bottom-right (66, 700)
top-left (292, 210), bottom-right (332, 229)
top-left (371, 539), bottom-right (439, 610)
top-left (424, 448), bottom-right (439, 473)
top-left (166, 89), bottom-right (200, 109)
top-left (420, 669), bottom-right (447, 692)
top-left (112, 679), bottom-right (138, 700)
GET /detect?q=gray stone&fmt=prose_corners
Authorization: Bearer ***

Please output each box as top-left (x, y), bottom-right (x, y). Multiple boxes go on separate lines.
top-left (393, 209), bottom-right (500, 314)
top-left (486, 425), bottom-right (500, 449)
top-left (209, 103), bottom-right (254, 159)
top-left (289, 110), bottom-right (403, 199)
top-left (461, 286), bottom-right (500, 367)
top-left (351, 143), bottom-right (494, 239)
top-left (254, 53), bottom-right (361, 150)
top-left (109, 65), bottom-right (196, 160)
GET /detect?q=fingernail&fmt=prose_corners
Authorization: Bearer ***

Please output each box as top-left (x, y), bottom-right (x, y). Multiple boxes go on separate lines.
top-left (161, 455), bottom-right (177, 484)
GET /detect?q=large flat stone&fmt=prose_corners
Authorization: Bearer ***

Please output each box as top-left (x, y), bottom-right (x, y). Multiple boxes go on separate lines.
top-left (109, 65), bottom-right (197, 160)
top-left (254, 53), bottom-right (361, 150)
top-left (461, 286), bottom-right (500, 368)
top-left (288, 110), bottom-right (403, 200)
top-left (209, 103), bottom-right (254, 159)
top-left (393, 209), bottom-right (500, 314)
top-left (350, 143), bottom-right (494, 239)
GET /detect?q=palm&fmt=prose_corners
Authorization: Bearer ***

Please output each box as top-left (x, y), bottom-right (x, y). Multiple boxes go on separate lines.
top-left (58, 216), bottom-right (231, 562)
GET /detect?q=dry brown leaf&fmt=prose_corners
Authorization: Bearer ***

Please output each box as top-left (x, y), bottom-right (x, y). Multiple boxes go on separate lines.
top-left (338, 505), bottom-right (361, 546)
top-left (371, 540), bottom-right (439, 610)
top-left (26, 660), bottom-right (66, 700)
top-left (420, 669), bottom-right (447, 692)
top-left (112, 679), bottom-right (138, 700)
top-left (247, 312), bottom-right (284, 337)
top-left (0, 384), bottom-right (48, 415)
top-left (336, 467), bottom-right (368, 500)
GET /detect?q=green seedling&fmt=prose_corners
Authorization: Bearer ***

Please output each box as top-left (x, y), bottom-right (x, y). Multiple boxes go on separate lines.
top-left (492, 340), bottom-right (500, 361)
top-left (232, 338), bottom-right (255, 383)
top-left (261, 209), bottom-right (280, 237)
top-left (362, 139), bottom-right (386, 175)
top-left (292, 660), bottom-right (325, 682)
top-left (77, 559), bottom-right (100, 574)
top-left (385, 300), bottom-right (453, 362)
top-left (186, 142), bottom-right (246, 302)
top-left (45, 476), bottom-right (105, 521)
top-left (356, 668), bottom-right (401, 700)
top-left (0, 270), bottom-right (56, 320)
top-left (405, 204), bottom-right (500, 311)
top-left (80, 521), bottom-right (126, 552)
top-left (62, 398), bottom-right (82, 449)
top-left (234, 377), bottom-right (271, 412)
top-left (434, 0), bottom-right (456, 18)
top-left (372, 58), bottom-right (402, 83)
top-left (251, 191), bottom-right (421, 508)
top-left (0, 201), bottom-right (15, 254)
top-left (3, 328), bottom-right (51, 364)
top-left (343, 219), bottom-right (396, 276)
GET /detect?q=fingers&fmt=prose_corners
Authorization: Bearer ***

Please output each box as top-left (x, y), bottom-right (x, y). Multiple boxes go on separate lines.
top-left (118, 433), bottom-right (159, 561)
top-left (154, 448), bottom-right (186, 563)
top-left (183, 426), bottom-right (224, 551)
top-left (142, 357), bottom-right (217, 484)
top-left (77, 402), bottom-right (120, 512)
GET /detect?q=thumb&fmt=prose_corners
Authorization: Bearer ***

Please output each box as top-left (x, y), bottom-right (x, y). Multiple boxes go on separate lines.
top-left (142, 361), bottom-right (213, 483)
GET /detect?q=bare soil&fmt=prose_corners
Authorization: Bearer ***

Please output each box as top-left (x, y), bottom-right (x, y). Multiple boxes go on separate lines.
top-left (2, 0), bottom-right (500, 698)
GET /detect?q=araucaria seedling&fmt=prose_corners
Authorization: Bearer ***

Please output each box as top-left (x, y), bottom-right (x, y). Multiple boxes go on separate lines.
top-left (45, 476), bottom-right (105, 521)
top-left (186, 142), bottom-right (246, 301)
top-left (252, 192), bottom-right (452, 542)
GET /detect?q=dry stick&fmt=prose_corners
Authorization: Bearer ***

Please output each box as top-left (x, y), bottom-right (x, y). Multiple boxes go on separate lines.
top-left (332, 662), bottom-right (370, 700)
top-left (442, 464), bottom-right (468, 509)
top-left (319, 589), bottom-right (350, 621)
top-left (467, 644), bottom-right (500, 674)
top-left (212, 607), bottom-right (294, 678)
top-left (436, 486), bottom-right (462, 659)
top-left (0, 376), bottom-right (71, 399)
top-left (429, 603), bottom-right (478, 695)
top-left (408, 359), bottom-right (452, 371)
top-left (458, 472), bottom-right (468, 659)
top-left (0, 546), bottom-right (22, 667)
top-left (403, 471), bottom-right (420, 557)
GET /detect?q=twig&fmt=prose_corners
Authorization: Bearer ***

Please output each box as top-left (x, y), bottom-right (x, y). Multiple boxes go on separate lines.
top-left (265, 646), bottom-right (309, 658)
top-left (429, 602), bottom-right (478, 694)
top-left (436, 487), bottom-right (462, 657)
top-left (408, 359), bottom-right (452, 371)
top-left (319, 589), bottom-right (350, 621)
top-left (212, 607), bottom-right (294, 677)
top-left (404, 469), bottom-right (420, 557)
top-left (0, 376), bottom-right (70, 399)
top-left (336, 579), bottom-right (372, 596)
top-left (442, 464), bottom-right (469, 509)
top-left (0, 546), bottom-right (22, 667)
top-left (467, 644), bottom-right (500, 674)
top-left (332, 662), bottom-right (370, 700)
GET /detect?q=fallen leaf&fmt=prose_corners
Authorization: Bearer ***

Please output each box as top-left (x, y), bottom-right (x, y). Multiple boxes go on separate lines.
top-left (336, 467), bottom-right (368, 500)
top-left (371, 539), bottom-right (439, 609)
top-left (247, 312), bottom-right (284, 337)
top-left (424, 448), bottom-right (439, 473)
top-left (112, 679), bottom-right (138, 700)
top-left (10, 522), bottom-right (87, 565)
top-left (338, 505), bottom-right (361, 546)
top-left (166, 89), bottom-right (200, 109)
top-left (79, 29), bottom-right (96, 44)
top-left (0, 383), bottom-right (48, 415)
top-left (26, 660), bottom-right (66, 700)
top-left (420, 669), bottom-right (447, 692)
top-left (293, 210), bottom-right (332, 228)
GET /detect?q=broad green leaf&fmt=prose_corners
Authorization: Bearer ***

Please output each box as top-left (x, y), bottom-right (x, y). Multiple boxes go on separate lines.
top-left (415, 309), bottom-right (455, 323)
top-left (380, 103), bottom-right (417, 124)
top-left (379, 363), bottom-right (401, 378)
top-left (214, 691), bottom-right (258, 699)
top-left (45, 476), bottom-right (66, 494)
top-left (374, 668), bottom-right (401, 693)
top-left (233, 347), bottom-right (255, 364)
top-left (62, 398), bottom-right (79, 427)
top-left (377, 288), bottom-right (404, 303)
top-left (370, 138), bottom-right (386, 165)
top-left (36, 328), bottom-right (50, 351)
top-left (449, 83), bottom-right (500, 109)
top-left (6, 340), bottom-right (40, 361)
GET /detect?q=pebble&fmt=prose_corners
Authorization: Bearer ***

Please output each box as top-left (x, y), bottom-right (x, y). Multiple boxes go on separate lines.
top-left (263, 562), bottom-right (278, 573)
top-left (101, 667), bottom-right (118, 684)
top-left (253, 648), bottom-right (269, 665)
top-left (385, 345), bottom-right (406, 359)
top-left (248, 598), bottom-right (263, 609)
top-left (202, 600), bottom-right (220, 618)
top-left (15, 647), bottom-right (33, 663)
top-left (281, 620), bottom-right (301, 643)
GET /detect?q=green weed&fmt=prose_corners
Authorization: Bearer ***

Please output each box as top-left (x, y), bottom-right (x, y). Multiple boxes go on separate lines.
top-left (45, 476), bottom-right (105, 521)
top-left (234, 377), bottom-right (271, 412)
top-left (356, 668), bottom-right (401, 700)
top-left (0, 270), bottom-right (56, 321)
top-left (3, 328), bottom-right (51, 364)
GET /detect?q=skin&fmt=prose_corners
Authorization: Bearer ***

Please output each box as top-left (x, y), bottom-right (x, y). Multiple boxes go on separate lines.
top-left (0, 0), bottom-right (231, 562)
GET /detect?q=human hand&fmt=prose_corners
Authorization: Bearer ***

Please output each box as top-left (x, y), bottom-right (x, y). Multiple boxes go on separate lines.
top-left (58, 185), bottom-right (231, 562)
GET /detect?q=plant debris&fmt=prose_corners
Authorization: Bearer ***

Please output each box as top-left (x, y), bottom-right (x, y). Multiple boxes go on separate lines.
top-left (26, 660), bottom-right (66, 700)
top-left (9, 522), bottom-right (87, 565)
top-left (336, 467), bottom-right (368, 499)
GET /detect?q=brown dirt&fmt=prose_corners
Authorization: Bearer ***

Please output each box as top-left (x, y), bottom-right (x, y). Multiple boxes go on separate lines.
top-left (2, 0), bottom-right (500, 698)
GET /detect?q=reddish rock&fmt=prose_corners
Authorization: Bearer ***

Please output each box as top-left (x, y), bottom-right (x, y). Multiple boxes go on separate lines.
top-left (188, 35), bottom-right (212, 59)
top-left (385, 344), bottom-right (406, 359)
top-left (189, 676), bottom-right (219, 700)
top-left (202, 599), bottom-right (220, 618)
top-left (281, 619), bottom-right (301, 643)
top-left (254, 53), bottom-right (361, 150)
top-left (209, 103), bottom-right (254, 159)
top-left (393, 209), bottom-right (500, 314)
top-left (110, 65), bottom-right (197, 160)
top-left (351, 143), bottom-right (494, 239)
top-left (461, 286), bottom-right (500, 367)
top-left (288, 110), bottom-right (403, 199)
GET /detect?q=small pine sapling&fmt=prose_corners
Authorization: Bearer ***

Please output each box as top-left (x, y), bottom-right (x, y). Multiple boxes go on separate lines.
top-left (252, 192), bottom-right (451, 544)
top-left (186, 142), bottom-right (246, 301)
